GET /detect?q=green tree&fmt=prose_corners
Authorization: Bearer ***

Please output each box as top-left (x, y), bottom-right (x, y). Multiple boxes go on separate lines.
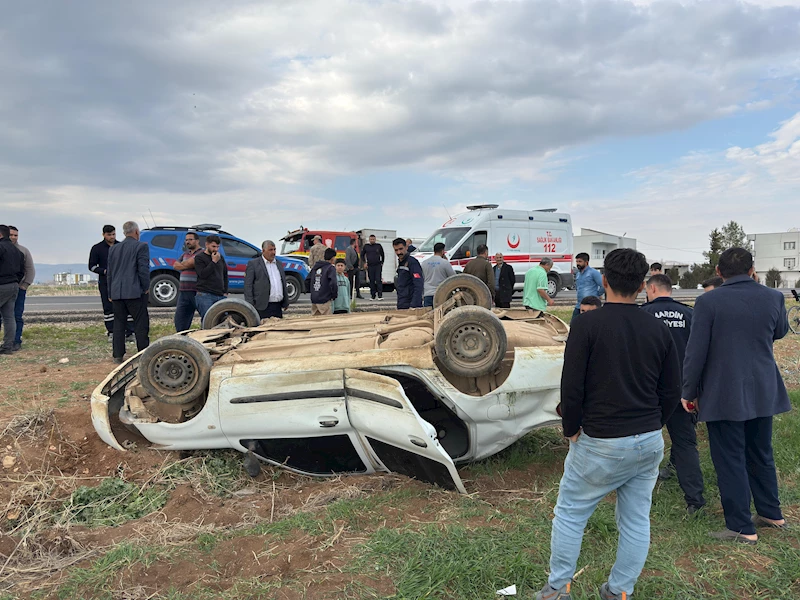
top-left (666, 267), bottom-right (680, 284)
top-left (720, 221), bottom-right (750, 251)
top-left (679, 264), bottom-right (712, 289)
top-left (703, 228), bottom-right (724, 268)
top-left (765, 268), bottom-right (782, 288)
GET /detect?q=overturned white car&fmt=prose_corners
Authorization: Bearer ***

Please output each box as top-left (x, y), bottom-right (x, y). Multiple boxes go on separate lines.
top-left (91, 275), bottom-right (567, 493)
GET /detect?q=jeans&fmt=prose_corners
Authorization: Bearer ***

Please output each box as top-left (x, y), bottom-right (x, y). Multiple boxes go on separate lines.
top-left (664, 408), bottom-right (705, 508)
top-left (549, 429), bottom-right (664, 597)
top-left (196, 292), bottom-right (225, 319)
top-left (0, 282), bottom-right (19, 350)
top-left (707, 417), bottom-right (782, 535)
top-left (174, 290), bottom-right (198, 331)
top-left (423, 295), bottom-right (434, 307)
top-left (112, 296), bottom-right (149, 359)
top-left (367, 264), bottom-right (382, 299)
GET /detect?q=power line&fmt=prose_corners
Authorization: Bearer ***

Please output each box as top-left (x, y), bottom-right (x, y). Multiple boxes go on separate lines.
top-left (636, 241), bottom-right (708, 255)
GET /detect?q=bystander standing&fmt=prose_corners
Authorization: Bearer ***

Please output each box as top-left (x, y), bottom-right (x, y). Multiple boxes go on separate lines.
top-left (0, 225), bottom-right (24, 355)
top-left (393, 238), bottom-right (423, 309)
top-left (701, 276), bottom-right (723, 291)
top-left (194, 235), bottom-right (228, 319)
top-left (421, 243), bottom-right (455, 307)
top-left (463, 244), bottom-right (495, 301)
top-left (307, 235), bottom-right (327, 267)
top-left (173, 232), bottom-right (203, 331)
top-left (493, 252), bottom-right (515, 309)
top-left (107, 221), bottom-right (150, 363)
top-left (0, 226), bottom-right (34, 351)
top-left (344, 238), bottom-right (363, 299)
top-left (309, 248), bottom-right (338, 315)
top-left (649, 262), bottom-right (663, 276)
top-left (361, 234), bottom-right (384, 301)
top-left (89, 225), bottom-right (133, 340)
top-left (333, 259), bottom-right (351, 314)
top-left (573, 253), bottom-right (604, 319)
top-left (523, 257), bottom-right (554, 312)
top-left (578, 296), bottom-right (602, 314)
top-left (244, 240), bottom-right (289, 320)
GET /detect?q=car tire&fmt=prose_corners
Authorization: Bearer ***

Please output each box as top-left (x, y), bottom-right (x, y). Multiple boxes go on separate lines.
top-left (547, 274), bottom-right (560, 299)
top-left (138, 335), bottom-right (213, 405)
top-left (285, 274), bottom-right (302, 304)
top-left (434, 305), bottom-right (507, 378)
top-left (201, 298), bottom-right (262, 329)
top-left (149, 273), bottom-right (179, 307)
top-left (432, 274), bottom-right (493, 310)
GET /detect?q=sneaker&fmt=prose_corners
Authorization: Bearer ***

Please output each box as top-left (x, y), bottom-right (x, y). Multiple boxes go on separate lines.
top-left (125, 333), bottom-right (135, 342)
top-left (377, 297), bottom-right (384, 301)
top-left (370, 297), bottom-right (376, 301)
top-left (11, 342), bottom-right (21, 352)
top-left (0, 347), bottom-right (12, 356)
top-left (708, 529), bottom-right (757, 545)
top-left (599, 582), bottom-right (630, 599)
top-left (534, 582), bottom-right (572, 600)
top-left (752, 515), bottom-right (789, 530)
top-left (687, 505), bottom-right (704, 516)
top-left (107, 332), bottom-right (114, 342)
top-left (113, 356), bottom-right (125, 364)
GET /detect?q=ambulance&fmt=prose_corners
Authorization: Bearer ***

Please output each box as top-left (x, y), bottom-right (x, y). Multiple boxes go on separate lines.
top-left (414, 205), bottom-right (574, 297)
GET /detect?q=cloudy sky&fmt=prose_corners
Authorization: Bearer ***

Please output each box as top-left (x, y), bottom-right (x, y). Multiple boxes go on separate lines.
top-left (2, 0), bottom-right (799, 265)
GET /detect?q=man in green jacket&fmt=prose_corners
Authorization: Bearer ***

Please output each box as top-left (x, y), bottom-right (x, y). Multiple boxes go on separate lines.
top-left (523, 257), bottom-right (555, 311)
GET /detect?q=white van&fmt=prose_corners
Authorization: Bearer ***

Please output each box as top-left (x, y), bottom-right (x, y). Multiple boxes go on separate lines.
top-left (414, 205), bottom-right (574, 297)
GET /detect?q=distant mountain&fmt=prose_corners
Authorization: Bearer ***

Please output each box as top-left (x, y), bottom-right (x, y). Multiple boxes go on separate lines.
top-left (33, 264), bottom-right (97, 284)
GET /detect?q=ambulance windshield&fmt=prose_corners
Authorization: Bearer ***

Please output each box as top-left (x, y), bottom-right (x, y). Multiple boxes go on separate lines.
top-left (418, 227), bottom-right (470, 253)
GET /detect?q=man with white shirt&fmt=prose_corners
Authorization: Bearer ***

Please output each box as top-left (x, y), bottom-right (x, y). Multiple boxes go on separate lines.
top-left (244, 240), bottom-right (290, 319)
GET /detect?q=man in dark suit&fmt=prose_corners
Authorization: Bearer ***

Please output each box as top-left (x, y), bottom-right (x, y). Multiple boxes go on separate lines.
top-left (244, 240), bottom-right (289, 320)
top-left (682, 247), bottom-right (790, 544)
top-left (493, 252), bottom-right (515, 308)
top-left (107, 221), bottom-right (150, 362)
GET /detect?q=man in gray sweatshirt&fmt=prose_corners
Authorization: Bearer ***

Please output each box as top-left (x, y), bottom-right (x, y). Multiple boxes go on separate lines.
top-left (421, 243), bottom-right (455, 307)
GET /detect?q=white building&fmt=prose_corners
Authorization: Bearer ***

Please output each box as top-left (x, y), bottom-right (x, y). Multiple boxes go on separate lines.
top-left (747, 230), bottom-right (800, 288)
top-left (54, 272), bottom-right (95, 285)
top-left (573, 228), bottom-right (637, 267)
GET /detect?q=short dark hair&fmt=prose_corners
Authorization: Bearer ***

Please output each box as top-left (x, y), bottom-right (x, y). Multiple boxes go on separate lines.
top-left (369, 234), bottom-right (376, 239)
top-left (476, 244), bottom-right (488, 255)
top-left (603, 248), bottom-right (648, 297)
top-left (701, 276), bottom-right (724, 289)
top-left (717, 248), bottom-right (753, 279)
top-left (185, 232), bottom-right (199, 240)
top-left (650, 262), bottom-right (662, 271)
top-left (102, 225), bottom-right (115, 234)
top-left (433, 242), bottom-right (445, 253)
top-left (324, 248), bottom-right (337, 261)
top-left (580, 295), bottom-right (602, 308)
top-left (8, 226), bottom-right (17, 232)
top-left (392, 237), bottom-right (406, 247)
top-left (0, 225), bottom-right (9, 239)
top-left (575, 252), bottom-right (590, 262)
top-left (349, 238), bottom-right (356, 245)
top-left (647, 273), bottom-right (673, 292)
top-left (335, 257), bottom-right (346, 265)
top-left (206, 234), bottom-right (221, 245)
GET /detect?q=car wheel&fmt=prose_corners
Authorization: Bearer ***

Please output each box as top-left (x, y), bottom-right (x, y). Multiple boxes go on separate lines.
top-left (432, 274), bottom-right (493, 310)
top-left (201, 298), bottom-right (262, 329)
top-left (149, 274), bottom-right (179, 307)
top-left (285, 274), bottom-right (302, 304)
top-left (547, 275), bottom-right (560, 298)
top-left (434, 305), bottom-right (507, 378)
top-left (138, 335), bottom-right (213, 405)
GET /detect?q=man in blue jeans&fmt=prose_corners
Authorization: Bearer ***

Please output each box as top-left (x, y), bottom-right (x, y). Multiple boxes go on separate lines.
top-left (572, 252), bottom-right (604, 320)
top-left (193, 235), bottom-right (228, 319)
top-left (537, 248), bottom-right (681, 600)
top-left (173, 231), bottom-right (203, 331)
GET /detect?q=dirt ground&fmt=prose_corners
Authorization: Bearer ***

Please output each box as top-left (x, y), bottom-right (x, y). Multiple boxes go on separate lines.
top-left (2, 328), bottom-right (799, 599)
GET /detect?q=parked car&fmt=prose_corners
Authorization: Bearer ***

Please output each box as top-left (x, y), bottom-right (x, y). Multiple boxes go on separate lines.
top-left (91, 275), bottom-right (568, 492)
top-left (141, 224), bottom-right (309, 307)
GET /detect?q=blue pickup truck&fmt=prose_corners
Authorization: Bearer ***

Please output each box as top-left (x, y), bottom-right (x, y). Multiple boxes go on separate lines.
top-left (140, 224), bottom-right (310, 307)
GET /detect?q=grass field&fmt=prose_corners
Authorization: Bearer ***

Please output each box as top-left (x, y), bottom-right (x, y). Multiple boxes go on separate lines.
top-left (0, 310), bottom-right (799, 599)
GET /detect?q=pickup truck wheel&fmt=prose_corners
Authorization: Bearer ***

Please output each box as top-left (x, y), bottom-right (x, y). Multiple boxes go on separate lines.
top-left (433, 274), bottom-right (492, 310)
top-left (285, 274), bottom-right (302, 304)
top-left (149, 274), bottom-right (179, 307)
top-left (434, 306), bottom-right (507, 378)
top-left (201, 298), bottom-right (262, 329)
top-left (139, 336), bottom-right (213, 405)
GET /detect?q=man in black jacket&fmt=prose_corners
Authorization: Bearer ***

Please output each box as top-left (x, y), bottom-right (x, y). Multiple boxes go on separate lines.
top-left (641, 274), bottom-right (705, 514)
top-left (89, 225), bottom-right (133, 340)
top-left (194, 234), bottom-right (228, 320)
top-left (360, 234), bottom-right (384, 300)
top-left (536, 248), bottom-right (680, 600)
top-left (393, 238), bottom-right (423, 309)
top-left (493, 252), bottom-right (515, 308)
top-left (107, 221), bottom-right (151, 362)
top-left (0, 225), bottom-right (24, 355)
top-left (309, 248), bottom-right (338, 315)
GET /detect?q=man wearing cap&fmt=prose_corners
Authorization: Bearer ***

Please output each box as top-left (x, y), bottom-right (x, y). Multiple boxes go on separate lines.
top-left (307, 235), bottom-right (327, 268)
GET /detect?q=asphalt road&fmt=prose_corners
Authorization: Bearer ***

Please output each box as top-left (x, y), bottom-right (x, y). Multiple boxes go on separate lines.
top-left (25, 288), bottom-right (706, 312)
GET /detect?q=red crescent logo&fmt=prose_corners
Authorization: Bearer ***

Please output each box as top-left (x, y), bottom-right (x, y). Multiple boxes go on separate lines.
top-left (507, 233), bottom-right (521, 249)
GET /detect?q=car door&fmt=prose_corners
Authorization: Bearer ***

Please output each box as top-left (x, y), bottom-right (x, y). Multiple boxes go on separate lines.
top-left (344, 369), bottom-right (467, 493)
top-left (217, 370), bottom-right (372, 476)
top-left (220, 237), bottom-right (260, 293)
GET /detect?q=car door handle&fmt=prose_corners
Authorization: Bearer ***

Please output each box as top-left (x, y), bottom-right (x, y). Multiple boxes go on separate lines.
top-left (319, 418), bottom-right (339, 428)
top-left (409, 436), bottom-right (428, 448)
